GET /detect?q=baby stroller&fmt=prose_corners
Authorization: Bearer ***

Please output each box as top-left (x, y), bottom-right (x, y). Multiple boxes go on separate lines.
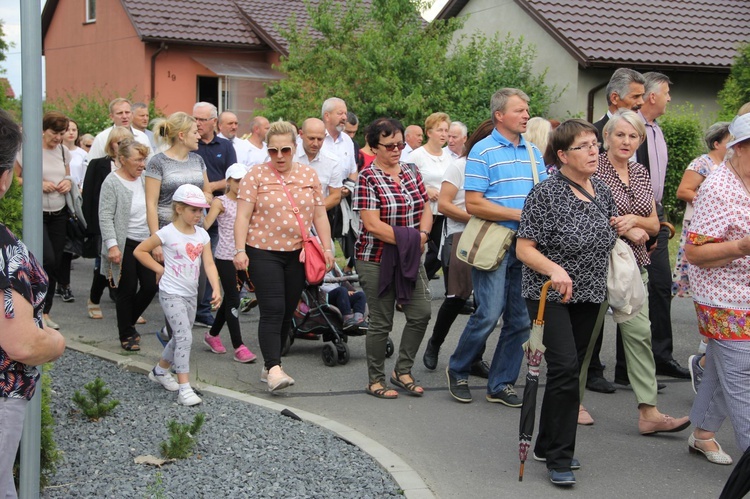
top-left (284, 268), bottom-right (394, 366)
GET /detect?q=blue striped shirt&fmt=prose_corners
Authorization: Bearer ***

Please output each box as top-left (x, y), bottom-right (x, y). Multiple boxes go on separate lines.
top-left (464, 128), bottom-right (546, 230)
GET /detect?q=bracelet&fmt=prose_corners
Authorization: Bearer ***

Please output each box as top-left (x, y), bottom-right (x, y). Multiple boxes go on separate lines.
top-left (233, 248), bottom-right (246, 256)
top-left (419, 230), bottom-right (430, 236)
top-left (324, 249), bottom-right (333, 253)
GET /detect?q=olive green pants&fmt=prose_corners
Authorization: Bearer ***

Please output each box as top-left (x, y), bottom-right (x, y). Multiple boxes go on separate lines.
top-left (357, 260), bottom-right (432, 385)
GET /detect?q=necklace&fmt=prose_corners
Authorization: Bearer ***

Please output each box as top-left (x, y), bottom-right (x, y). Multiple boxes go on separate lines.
top-left (729, 159), bottom-right (750, 196)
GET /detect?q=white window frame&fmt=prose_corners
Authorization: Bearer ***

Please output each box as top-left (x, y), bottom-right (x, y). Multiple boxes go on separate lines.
top-left (85, 0), bottom-right (96, 23)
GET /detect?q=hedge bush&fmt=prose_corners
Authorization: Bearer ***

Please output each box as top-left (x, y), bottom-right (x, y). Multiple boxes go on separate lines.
top-left (717, 42), bottom-right (750, 120)
top-left (0, 176), bottom-right (23, 235)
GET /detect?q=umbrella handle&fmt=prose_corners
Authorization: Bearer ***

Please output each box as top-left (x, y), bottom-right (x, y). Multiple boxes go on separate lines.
top-left (535, 281), bottom-right (552, 323)
top-left (519, 461), bottom-right (525, 481)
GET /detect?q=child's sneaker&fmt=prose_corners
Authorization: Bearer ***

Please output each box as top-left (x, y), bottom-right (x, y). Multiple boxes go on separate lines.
top-left (203, 333), bottom-right (226, 354)
top-left (148, 368), bottom-right (179, 392)
top-left (178, 387), bottom-right (202, 406)
top-left (233, 345), bottom-right (257, 363)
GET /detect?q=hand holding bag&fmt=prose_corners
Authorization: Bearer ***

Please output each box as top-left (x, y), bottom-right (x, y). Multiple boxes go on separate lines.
top-left (273, 169), bottom-right (327, 285)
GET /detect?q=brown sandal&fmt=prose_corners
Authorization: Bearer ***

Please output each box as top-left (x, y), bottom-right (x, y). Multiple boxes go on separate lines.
top-left (365, 382), bottom-right (398, 399)
top-left (87, 300), bottom-right (103, 319)
top-left (390, 373), bottom-right (424, 397)
top-left (120, 336), bottom-right (140, 351)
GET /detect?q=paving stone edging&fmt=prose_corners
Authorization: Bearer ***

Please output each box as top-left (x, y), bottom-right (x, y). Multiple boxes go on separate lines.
top-left (64, 340), bottom-right (435, 499)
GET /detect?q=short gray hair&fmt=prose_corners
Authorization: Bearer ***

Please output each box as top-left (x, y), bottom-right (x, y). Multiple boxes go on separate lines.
top-left (606, 68), bottom-right (645, 106)
top-left (346, 112), bottom-right (359, 126)
top-left (132, 102), bottom-right (148, 113)
top-left (602, 109), bottom-right (646, 150)
top-left (321, 97), bottom-right (346, 118)
top-left (193, 102), bottom-right (218, 119)
top-left (490, 88), bottom-right (529, 121)
top-left (450, 121), bottom-right (468, 138)
top-left (643, 72), bottom-right (672, 100)
top-left (704, 121), bottom-right (731, 150)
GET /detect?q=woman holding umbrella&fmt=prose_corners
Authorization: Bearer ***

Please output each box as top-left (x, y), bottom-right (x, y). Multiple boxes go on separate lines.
top-left (516, 119), bottom-right (618, 486)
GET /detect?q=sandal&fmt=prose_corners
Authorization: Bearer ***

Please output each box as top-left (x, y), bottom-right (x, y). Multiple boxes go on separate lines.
top-left (120, 336), bottom-right (140, 351)
top-left (136, 316), bottom-right (147, 325)
top-left (390, 372), bottom-right (424, 397)
top-left (365, 382), bottom-right (398, 399)
top-left (87, 300), bottom-right (103, 319)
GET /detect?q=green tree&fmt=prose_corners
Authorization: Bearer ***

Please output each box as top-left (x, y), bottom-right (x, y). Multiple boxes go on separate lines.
top-left (718, 42), bottom-right (750, 120)
top-left (0, 20), bottom-right (21, 119)
top-left (260, 0), bottom-right (556, 136)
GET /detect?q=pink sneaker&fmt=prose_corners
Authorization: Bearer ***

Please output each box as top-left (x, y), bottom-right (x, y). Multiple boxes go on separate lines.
top-left (203, 333), bottom-right (226, 354)
top-left (233, 345), bottom-right (257, 363)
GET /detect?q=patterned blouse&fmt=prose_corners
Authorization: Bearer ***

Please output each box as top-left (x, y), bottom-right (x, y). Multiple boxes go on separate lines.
top-left (354, 162), bottom-right (428, 263)
top-left (239, 163), bottom-right (323, 252)
top-left (518, 174), bottom-right (618, 303)
top-left (213, 195), bottom-right (238, 261)
top-left (594, 154), bottom-right (655, 267)
top-left (683, 154), bottom-right (719, 221)
top-left (0, 224), bottom-right (45, 399)
top-left (687, 164), bottom-right (750, 340)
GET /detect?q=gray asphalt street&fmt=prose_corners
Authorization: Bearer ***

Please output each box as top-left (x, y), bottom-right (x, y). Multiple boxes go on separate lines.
top-left (51, 258), bottom-right (738, 498)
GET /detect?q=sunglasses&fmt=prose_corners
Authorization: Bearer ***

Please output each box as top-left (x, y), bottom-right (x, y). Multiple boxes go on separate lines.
top-left (267, 146), bottom-right (293, 156)
top-left (82, 144), bottom-right (92, 148)
top-left (378, 142), bottom-right (406, 151)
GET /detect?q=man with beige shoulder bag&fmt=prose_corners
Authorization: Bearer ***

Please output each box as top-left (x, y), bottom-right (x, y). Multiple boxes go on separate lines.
top-left (446, 88), bottom-right (547, 407)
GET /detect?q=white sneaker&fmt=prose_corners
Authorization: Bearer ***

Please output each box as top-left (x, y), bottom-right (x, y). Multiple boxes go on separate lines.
top-left (266, 366), bottom-right (293, 392)
top-left (261, 366), bottom-right (295, 385)
top-left (148, 368), bottom-right (179, 392)
top-left (178, 388), bottom-right (202, 406)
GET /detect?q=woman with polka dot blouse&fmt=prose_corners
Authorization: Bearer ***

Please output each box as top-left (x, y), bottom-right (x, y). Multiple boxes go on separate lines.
top-left (233, 121), bottom-right (335, 391)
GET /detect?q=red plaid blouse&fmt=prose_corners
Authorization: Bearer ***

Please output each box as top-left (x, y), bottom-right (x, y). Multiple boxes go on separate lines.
top-left (353, 162), bottom-right (428, 263)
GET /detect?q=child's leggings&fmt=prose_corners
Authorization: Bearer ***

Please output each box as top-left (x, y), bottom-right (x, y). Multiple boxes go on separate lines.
top-left (159, 291), bottom-right (196, 374)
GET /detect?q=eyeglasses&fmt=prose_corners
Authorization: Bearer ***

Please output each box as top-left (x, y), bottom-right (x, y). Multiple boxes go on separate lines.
top-left (193, 117), bottom-right (215, 123)
top-left (378, 142), bottom-right (406, 151)
top-left (267, 146), bottom-right (293, 156)
top-left (82, 143), bottom-right (92, 149)
top-left (567, 142), bottom-right (601, 152)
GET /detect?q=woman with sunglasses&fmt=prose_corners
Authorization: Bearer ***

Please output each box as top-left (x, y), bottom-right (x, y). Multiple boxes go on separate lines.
top-left (354, 118), bottom-right (432, 399)
top-left (98, 139), bottom-right (157, 351)
top-left (234, 120), bottom-right (334, 391)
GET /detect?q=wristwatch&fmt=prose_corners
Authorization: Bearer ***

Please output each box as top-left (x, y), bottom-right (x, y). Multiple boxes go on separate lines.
top-left (419, 230), bottom-right (430, 236)
top-left (233, 248), bottom-right (246, 256)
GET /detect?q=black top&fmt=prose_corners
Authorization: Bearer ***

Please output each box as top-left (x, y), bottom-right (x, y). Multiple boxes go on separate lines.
top-left (196, 134), bottom-right (237, 194)
top-left (82, 156), bottom-right (114, 236)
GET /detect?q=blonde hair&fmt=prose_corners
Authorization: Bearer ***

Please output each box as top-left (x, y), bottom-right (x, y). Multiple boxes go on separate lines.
top-left (105, 126), bottom-right (134, 157)
top-left (424, 112), bottom-right (450, 132)
top-left (152, 112), bottom-right (196, 148)
top-left (739, 102), bottom-right (750, 116)
top-left (602, 109), bottom-right (646, 151)
top-left (523, 117), bottom-right (552, 152)
top-left (117, 138), bottom-right (150, 162)
top-left (266, 120), bottom-right (297, 145)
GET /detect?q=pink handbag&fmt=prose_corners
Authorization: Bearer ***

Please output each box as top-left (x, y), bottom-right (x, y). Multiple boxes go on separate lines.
top-left (273, 170), bottom-right (327, 285)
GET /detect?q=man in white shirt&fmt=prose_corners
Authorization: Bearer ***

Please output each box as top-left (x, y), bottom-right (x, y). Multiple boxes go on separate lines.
top-left (400, 124), bottom-right (424, 162)
top-left (245, 116), bottom-right (270, 166)
top-left (444, 121), bottom-right (467, 159)
top-left (131, 102), bottom-right (157, 150)
top-left (297, 118), bottom-right (343, 210)
top-left (86, 98), bottom-right (152, 161)
top-left (321, 97), bottom-right (357, 181)
top-left (217, 111), bottom-right (252, 166)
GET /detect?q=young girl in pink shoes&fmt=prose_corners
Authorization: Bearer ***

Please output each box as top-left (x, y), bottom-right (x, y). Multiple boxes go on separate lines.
top-left (202, 164), bottom-right (257, 363)
top-left (135, 184), bottom-right (222, 406)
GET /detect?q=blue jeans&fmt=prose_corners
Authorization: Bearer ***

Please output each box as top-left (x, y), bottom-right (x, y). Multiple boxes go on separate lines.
top-left (448, 243), bottom-right (530, 394)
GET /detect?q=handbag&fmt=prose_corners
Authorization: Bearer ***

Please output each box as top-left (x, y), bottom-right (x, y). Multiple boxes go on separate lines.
top-left (272, 169), bottom-right (327, 285)
top-left (557, 173), bottom-right (645, 322)
top-left (65, 209), bottom-right (86, 256)
top-left (455, 148), bottom-right (540, 271)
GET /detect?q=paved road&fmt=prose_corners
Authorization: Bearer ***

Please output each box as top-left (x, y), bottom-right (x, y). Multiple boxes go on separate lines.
top-left (51, 259), bottom-right (737, 498)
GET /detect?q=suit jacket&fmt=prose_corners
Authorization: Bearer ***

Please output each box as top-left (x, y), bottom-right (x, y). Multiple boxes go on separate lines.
top-left (82, 156), bottom-right (114, 236)
top-left (593, 115), bottom-right (609, 155)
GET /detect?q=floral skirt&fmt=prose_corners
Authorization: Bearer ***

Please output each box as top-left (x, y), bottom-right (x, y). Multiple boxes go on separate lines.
top-left (671, 219), bottom-right (691, 297)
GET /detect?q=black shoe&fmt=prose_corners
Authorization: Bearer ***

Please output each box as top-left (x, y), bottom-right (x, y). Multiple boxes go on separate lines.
top-left (60, 286), bottom-right (75, 303)
top-left (586, 376), bottom-right (616, 394)
top-left (194, 315), bottom-right (215, 328)
top-left (486, 385), bottom-right (522, 407)
top-left (613, 378), bottom-right (666, 391)
top-left (55, 285), bottom-right (64, 297)
top-left (655, 359), bottom-right (690, 379)
top-left (459, 302), bottom-right (475, 315)
top-left (548, 469), bottom-right (576, 486)
top-left (470, 359), bottom-right (490, 379)
top-left (446, 367), bottom-right (471, 403)
top-left (423, 340), bottom-right (439, 370)
top-left (109, 287), bottom-right (118, 302)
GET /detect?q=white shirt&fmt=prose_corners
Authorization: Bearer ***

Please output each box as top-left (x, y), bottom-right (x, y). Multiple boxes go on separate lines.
top-left (156, 223), bottom-right (210, 297)
top-left (68, 147), bottom-right (88, 188)
top-left (218, 133), bottom-right (253, 167)
top-left (400, 143), bottom-right (414, 162)
top-left (443, 146), bottom-right (460, 159)
top-left (442, 157), bottom-right (467, 236)
top-left (295, 139), bottom-right (343, 197)
top-left (86, 125), bottom-right (153, 163)
top-left (409, 146), bottom-right (452, 214)
top-left (322, 129), bottom-right (356, 178)
top-left (246, 141), bottom-right (268, 167)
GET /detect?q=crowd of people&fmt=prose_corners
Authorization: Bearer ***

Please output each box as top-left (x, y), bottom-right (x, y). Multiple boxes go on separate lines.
top-left (2, 66), bottom-right (750, 493)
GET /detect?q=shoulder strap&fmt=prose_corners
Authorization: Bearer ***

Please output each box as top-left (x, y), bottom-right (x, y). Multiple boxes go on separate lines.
top-left (557, 173), bottom-right (608, 219)
top-left (528, 146), bottom-right (539, 185)
top-left (272, 167), bottom-right (309, 241)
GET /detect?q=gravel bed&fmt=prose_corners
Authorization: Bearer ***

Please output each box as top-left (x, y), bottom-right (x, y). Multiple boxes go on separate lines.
top-left (41, 350), bottom-right (402, 498)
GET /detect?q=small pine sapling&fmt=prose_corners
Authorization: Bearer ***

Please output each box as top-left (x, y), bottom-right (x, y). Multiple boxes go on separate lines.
top-left (71, 377), bottom-right (120, 421)
top-left (160, 413), bottom-right (206, 460)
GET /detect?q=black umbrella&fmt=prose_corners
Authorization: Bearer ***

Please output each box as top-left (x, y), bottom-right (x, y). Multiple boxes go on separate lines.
top-left (720, 446), bottom-right (750, 499)
top-left (519, 280), bottom-right (551, 481)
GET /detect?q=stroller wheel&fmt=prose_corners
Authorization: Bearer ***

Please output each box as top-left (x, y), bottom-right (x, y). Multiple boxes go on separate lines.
top-left (281, 331), bottom-right (293, 357)
top-left (336, 342), bottom-right (350, 365)
top-left (385, 337), bottom-right (395, 358)
top-left (321, 342), bottom-right (337, 367)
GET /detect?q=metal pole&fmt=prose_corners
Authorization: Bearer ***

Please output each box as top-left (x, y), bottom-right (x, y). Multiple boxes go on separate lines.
top-left (19, 0), bottom-right (44, 497)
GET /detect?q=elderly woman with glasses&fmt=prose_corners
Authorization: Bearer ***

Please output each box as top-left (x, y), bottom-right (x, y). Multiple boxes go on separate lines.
top-left (234, 120), bottom-right (334, 392)
top-left (354, 118), bottom-right (432, 400)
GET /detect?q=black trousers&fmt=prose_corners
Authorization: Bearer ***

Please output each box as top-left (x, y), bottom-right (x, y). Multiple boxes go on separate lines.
top-left (424, 215), bottom-right (444, 280)
top-left (58, 252), bottom-right (74, 288)
top-left (115, 238), bottom-right (158, 341)
top-left (327, 287), bottom-right (366, 315)
top-left (646, 204), bottom-right (674, 365)
top-left (89, 255), bottom-right (109, 305)
top-left (527, 300), bottom-right (601, 471)
top-left (209, 258), bottom-right (248, 349)
top-left (247, 246), bottom-right (305, 370)
top-left (42, 209), bottom-right (68, 314)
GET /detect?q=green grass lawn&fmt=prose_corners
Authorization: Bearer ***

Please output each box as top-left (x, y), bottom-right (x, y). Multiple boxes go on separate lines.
top-left (668, 222), bottom-right (682, 270)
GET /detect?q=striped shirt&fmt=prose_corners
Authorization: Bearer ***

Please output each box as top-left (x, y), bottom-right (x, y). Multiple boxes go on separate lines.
top-left (464, 128), bottom-right (546, 230)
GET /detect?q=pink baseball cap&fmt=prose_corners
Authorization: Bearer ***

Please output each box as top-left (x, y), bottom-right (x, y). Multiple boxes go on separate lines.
top-left (172, 184), bottom-right (210, 208)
